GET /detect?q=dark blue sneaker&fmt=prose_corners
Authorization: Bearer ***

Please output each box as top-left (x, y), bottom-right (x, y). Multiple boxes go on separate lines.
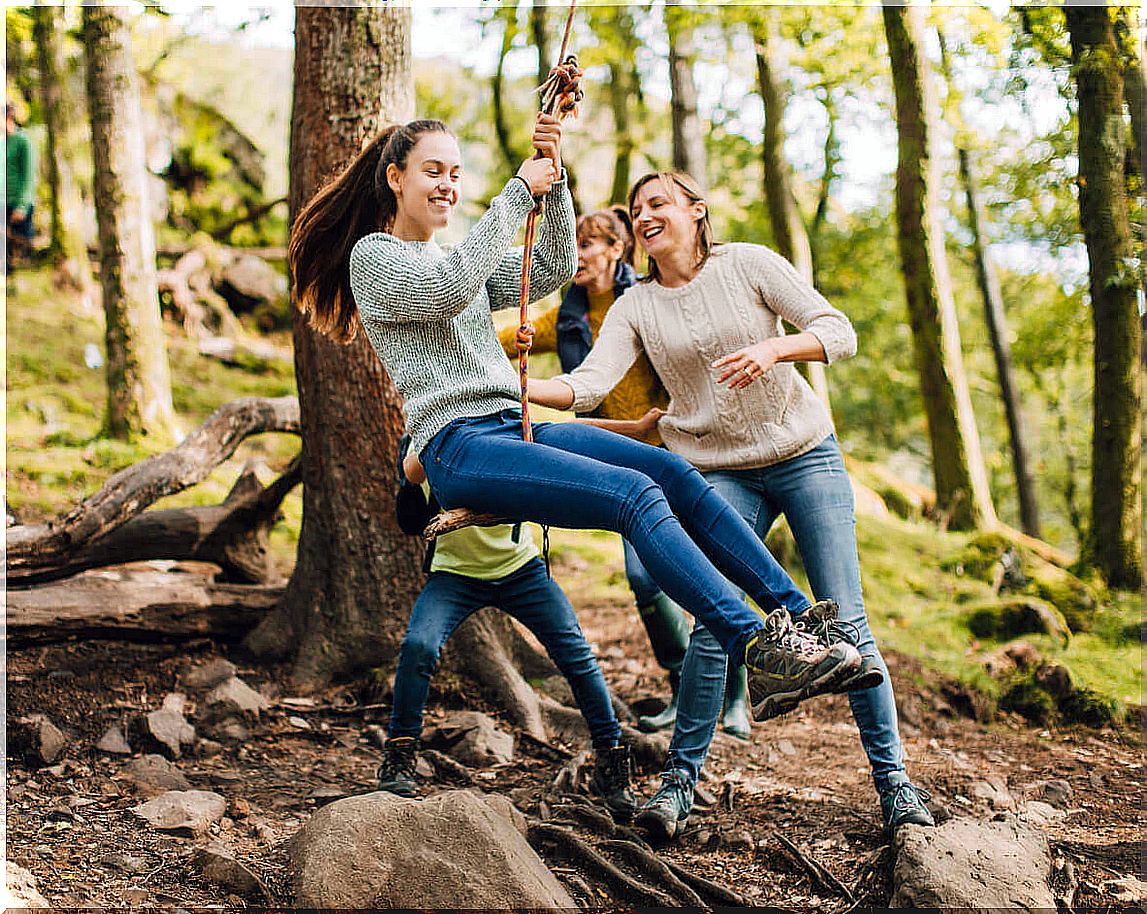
top-left (880, 772), bottom-right (935, 836)
top-left (635, 768), bottom-right (692, 841)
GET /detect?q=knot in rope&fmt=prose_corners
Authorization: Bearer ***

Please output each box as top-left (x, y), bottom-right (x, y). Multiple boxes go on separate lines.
top-left (539, 55), bottom-right (585, 119)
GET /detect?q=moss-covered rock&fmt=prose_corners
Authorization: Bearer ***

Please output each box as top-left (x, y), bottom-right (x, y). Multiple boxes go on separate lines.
top-left (1000, 676), bottom-right (1056, 725)
top-left (964, 598), bottom-right (1071, 646)
top-left (999, 662), bottom-right (1122, 729)
top-left (1029, 565), bottom-right (1098, 633)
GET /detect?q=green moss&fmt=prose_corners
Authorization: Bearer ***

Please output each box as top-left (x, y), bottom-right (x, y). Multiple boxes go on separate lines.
top-left (1000, 676), bottom-right (1056, 725)
top-left (964, 598), bottom-right (1071, 645)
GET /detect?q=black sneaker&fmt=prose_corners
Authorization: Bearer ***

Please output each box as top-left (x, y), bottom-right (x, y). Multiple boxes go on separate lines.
top-left (591, 744), bottom-right (637, 821)
top-left (744, 607), bottom-right (862, 721)
top-left (797, 599), bottom-right (885, 693)
top-left (377, 736), bottom-right (419, 798)
top-left (635, 768), bottom-right (692, 841)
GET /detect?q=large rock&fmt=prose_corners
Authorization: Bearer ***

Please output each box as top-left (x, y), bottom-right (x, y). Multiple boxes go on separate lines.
top-left (193, 842), bottom-right (269, 900)
top-left (181, 658), bottom-right (237, 691)
top-left (6, 861), bottom-right (50, 907)
top-left (204, 677), bottom-right (268, 718)
top-left (217, 255), bottom-right (287, 311)
top-left (891, 816), bottom-right (1055, 910)
top-left (288, 790), bottom-right (573, 908)
top-left (131, 790), bottom-right (226, 836)
top-left (428, 712), bottom-right (514, 767)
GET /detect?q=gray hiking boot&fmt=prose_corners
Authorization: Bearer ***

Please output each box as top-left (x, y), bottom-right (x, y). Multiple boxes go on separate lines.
top-left (377, 736), bottom-right (419, 798)
top-left (744, 607), bottom-right (861, 721)
top-left (635, 768), bottom-right (692, 842)
top-left (880, 772), bottom-right (935, 835)
top-left (591, 744), bottom-right (637, 821)
top-left (797, 599), bottom-right (885, 693)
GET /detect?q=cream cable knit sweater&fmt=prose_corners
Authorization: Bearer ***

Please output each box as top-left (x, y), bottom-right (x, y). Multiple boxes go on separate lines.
top-left (554, 243), bottom-right (857, 471)
top-left (350, 176), bottom-right (577, 455)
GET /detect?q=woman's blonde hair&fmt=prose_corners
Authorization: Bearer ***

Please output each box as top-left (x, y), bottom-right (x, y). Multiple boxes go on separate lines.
top-left (627, 171), bottom-right (713, 285)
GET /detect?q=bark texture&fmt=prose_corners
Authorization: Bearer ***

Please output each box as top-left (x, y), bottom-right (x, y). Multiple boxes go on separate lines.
top-left (753, 14), bottom-right (830, 409)
top-left (33, 2), bottom-right (94, 297)
top-left (82, 6), bottom-right (176, 443)
top-left (882, 3), bottom-right (996, 530)
top-left (244, 5), bottom-right (427, 686)
top-left (1066, 4), bottom-right (1143, 588)
top-left (666, 2), bottom-right (707, 189)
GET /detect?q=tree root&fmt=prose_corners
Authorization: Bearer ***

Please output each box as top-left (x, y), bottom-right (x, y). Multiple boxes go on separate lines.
top-left (598, 838), bottom-right (706, 907)
top-left (527, 822), bottom-right (678, 908)
top-left (421, 748), bottom-right (475, 786)
top-left (772, 830), bottom-right (855, 903)
top-left (662, 855), bottom-right (754, 908)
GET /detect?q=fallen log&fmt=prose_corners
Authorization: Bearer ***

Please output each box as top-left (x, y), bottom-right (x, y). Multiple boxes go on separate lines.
top-left (6, 396), bottom-right (300, 577)
top-left (8, 458), bottom-right (301, 588)
top-left (6, 566), bottom-right (282, 648)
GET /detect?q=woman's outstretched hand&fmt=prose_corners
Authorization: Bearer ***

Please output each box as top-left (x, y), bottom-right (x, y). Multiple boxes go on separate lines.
top-left (517, 156), bottom-right (558, 196)
top-left (712, 340), bottom-right (780, 390)
top-left (633, 407), bottom-right (667, 437)
top-left (531, 113), bottom-right (563, 172)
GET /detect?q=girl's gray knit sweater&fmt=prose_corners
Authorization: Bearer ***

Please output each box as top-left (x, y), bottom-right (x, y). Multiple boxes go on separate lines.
top-left (350, 176), bottom-right (577, 455)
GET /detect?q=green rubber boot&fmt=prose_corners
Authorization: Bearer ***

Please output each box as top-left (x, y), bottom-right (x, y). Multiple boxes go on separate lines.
top-left (721, 663), bottom-right (751, 740)
top-left (635, 593), bottom-right (689, 732)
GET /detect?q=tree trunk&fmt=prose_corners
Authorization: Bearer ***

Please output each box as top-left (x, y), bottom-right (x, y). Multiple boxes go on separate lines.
top-left (665, 2), bottom-right (707, 189)
top-left (33, 2), bottom-right (94, 303)
top-left (938, 31), bottom-right (1042, 537)
top-left (82, 6), bottom-right (177, 444)
top-left (1113, 7), bottom-right (1144, 180)
top-left (492, 8), bottom-right (525, 177)
top-left (243, 5), bottom-right (427, 688)
top-left (882, 3), bottom-right (996, 531)
top-left (1066, 4), bottom-right (1143, 589)
top-left (752, 14), bottom-right (830, 410)
top-left (531, 0), bottom-right (550, 89)
top-left (607, 8), bottom-right (640, 205)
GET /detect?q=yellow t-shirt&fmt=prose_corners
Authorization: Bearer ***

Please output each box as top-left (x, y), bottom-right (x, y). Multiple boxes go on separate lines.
top-left (424, 485), bottom-right (538, 580)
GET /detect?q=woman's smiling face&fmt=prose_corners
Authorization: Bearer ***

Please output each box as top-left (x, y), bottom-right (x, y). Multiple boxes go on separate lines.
top-left (389, 131), bottom-right (463, 239)
top-left (630, 177), bottom-right (704, 260)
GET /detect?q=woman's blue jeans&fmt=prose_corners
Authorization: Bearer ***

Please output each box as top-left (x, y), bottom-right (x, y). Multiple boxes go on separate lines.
top-left (664, 435), bottom-right (906, 796)
top-left (389, 557), bottom-right (621, 749)
top-left (420, 409), bottom-right (811, 663)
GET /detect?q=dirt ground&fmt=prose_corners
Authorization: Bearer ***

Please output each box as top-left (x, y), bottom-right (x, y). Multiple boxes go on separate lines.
top-left (6, 565), bottom-right (1144, 910)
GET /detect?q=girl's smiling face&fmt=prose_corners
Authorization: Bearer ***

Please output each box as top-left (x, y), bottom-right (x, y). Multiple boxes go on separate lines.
top-left (630, 177), bottom-right (705, 261)
top-left (388, 131), bottom-right (463, 241)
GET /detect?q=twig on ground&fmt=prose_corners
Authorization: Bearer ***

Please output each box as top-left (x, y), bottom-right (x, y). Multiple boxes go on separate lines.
top-left (772, 830), bottom-right (856, 904)
top-left (518, 730), bottom-right (574, 761)
top-left (422, 748), bottom-right (474, 786)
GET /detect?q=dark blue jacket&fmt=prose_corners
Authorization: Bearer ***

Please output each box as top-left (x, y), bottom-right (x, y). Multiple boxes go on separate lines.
top-left (555, 261), bottom-right (638, 373)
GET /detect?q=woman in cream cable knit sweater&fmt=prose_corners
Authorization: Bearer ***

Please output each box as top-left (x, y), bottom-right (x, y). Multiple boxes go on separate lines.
top-left (289, 117), bottom-right (863, 769)
top-left (528, 171), bottom-right (934, 840)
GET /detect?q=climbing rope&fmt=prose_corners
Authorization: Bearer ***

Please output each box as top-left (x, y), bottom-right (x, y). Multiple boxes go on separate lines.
top-left (517, 4), bottom-right (584, 443)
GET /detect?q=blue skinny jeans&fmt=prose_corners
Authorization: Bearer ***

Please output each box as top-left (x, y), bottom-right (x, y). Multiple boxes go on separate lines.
top-left (664, 435), bottom-right (906, 796)
top-left (389, 557), bottom-right (621, 749)
top-left (420, 409), bottom-right (811, 663)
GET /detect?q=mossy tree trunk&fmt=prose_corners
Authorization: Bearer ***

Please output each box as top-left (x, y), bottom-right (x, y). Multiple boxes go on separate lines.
top-left (607, 7), bottom-right (641, 206)
top-left (752, 13), bottom-right (831, 410)
top-left (492, 6), bottom-right (526, 179)
top-left (531, 0), bottom-right (550, 89)
top-left (882, 3), bottom-right (996, 531)
top-left (1065, 4), bottom-right (1142, 589)
top-left (33, 2), bottom-right (94, 301)
top-left (666, 2), bottom-right (707, 190)
top-left (82, 6), bottom-right (176, 444)
top-left (244, 4), bottom-right (426, 688)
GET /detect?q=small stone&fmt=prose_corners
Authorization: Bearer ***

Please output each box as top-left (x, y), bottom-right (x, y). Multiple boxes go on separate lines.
top-left (122, 886), bottom-right (149, 905)
top-left (120, 754), bottom-right (192, 797)
top-left (204, 677), bottom-right (269, 719)
top-left (777, 739), bottom-right (797, 756)
top-left (308, 787), bottom-right (346, 807)
top-left (288, 716), bottom-right (311, 729)
top-left (193, 842), bottom-right (270, 900)
top-left (228, 797), bottom-right (251, 819)
top-left (1038, 779), bottom-right (1073, 810)
top-left (11, 714), bottom-right (68, 765)
top-left (131, 790), bottom-right (227, 836)
top-left (134, 694), bottom-right (196, 759)
top-left (1106, 876), bottom-right (1147, 903)
top-left (182, 659), bottom-right (238, 691)
top-left (1020, 800), bottom-right (1066, 826)
top-left (101, 853), bottom-right (149, 874)
top-left (196, 738), bottom-right (224, 758)
top-left (96, 724), bottom-right (133, 756)
top-left (427, 712), bottom-right (514, 767)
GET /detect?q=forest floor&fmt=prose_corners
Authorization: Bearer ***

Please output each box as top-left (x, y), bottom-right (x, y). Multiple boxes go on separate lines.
top-left (6, 551), bottom-right (1143, 909)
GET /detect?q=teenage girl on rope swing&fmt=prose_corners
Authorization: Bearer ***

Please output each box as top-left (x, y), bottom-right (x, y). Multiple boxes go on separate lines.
top-left (495, 206), bottom-right (750, 740)
top-left (288, 109), bottom-right (863, 790)
top-left (524, 170), bottom-right (936, 840)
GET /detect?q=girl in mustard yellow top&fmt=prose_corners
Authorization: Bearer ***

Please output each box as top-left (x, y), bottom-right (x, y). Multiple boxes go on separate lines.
top-left (500, 208), bottom-right (750, 739)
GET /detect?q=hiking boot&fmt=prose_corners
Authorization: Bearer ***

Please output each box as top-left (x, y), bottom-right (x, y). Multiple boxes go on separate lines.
top-left (721, 664), bottom-right (751, 740)
top-left (635, 768), bottom-right (692, 841)
top-left (797, 599), bottom-right (885, 693)
top-left (744, 607), bottom-right (862, 721)
top-left (880, 772), bottom-right (935, 836)
top-left (591, 744), bottom-right (637, 821)
top-left (377, 736), bottom-right (419, 798)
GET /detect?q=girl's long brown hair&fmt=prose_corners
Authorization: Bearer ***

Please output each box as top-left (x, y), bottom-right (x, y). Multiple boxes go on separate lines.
top-left (627, 171), bottom-right (714, 285)
top-left (289, 119), bottom-right (451, 342)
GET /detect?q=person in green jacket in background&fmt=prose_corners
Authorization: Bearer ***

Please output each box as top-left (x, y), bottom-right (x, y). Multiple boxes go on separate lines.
top-left (6, 101), bottom-right (36, 271)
